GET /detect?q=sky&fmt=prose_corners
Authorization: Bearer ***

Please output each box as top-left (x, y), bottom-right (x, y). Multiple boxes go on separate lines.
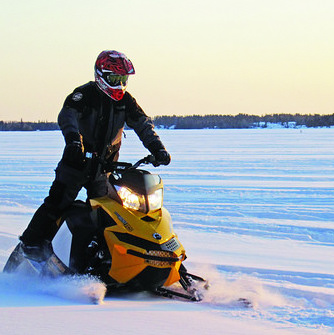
top-left (1, 0), bottom-right (334, 121)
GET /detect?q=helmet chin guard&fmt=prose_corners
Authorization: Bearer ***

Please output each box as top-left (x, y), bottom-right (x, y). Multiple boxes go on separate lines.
top-left (94, 50), bottom-right (135, 101)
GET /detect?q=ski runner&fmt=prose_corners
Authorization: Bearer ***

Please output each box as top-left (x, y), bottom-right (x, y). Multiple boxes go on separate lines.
top-left (19, 50), bottom-right (171, 260)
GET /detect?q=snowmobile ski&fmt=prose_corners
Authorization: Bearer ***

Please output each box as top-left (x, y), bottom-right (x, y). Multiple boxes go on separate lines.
top-left (154, 286), bottom-right (203, 301)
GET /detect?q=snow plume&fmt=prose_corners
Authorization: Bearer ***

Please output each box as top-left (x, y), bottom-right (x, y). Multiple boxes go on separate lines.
top-left (40, 275), bottom-right (107, 304)
top-left (192, 265), bottom-right (286, 309)
top-left (0, 272), bottom-right (106, 306)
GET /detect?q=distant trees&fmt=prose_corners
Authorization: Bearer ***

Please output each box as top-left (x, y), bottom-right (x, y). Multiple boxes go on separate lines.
top-left (153, 113), bottom-right (334, 129)
top-left (1, 113), bottom-right (334, 131)
top-left (153, 114), bottom-right (259, 129)
top-left (0, 120), bottom-right (59, 131)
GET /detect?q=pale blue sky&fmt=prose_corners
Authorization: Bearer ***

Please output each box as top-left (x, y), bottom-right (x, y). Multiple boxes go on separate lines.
top-left (1, 0), bottom-right (334, 121)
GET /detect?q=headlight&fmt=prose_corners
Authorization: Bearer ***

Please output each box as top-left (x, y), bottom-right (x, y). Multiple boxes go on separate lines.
top-left (147, 189), bottom-right (163, 212)
top-left (115, 186), bottom-right (163, 213)
top-left (115, 186), bottom-right (146, 212)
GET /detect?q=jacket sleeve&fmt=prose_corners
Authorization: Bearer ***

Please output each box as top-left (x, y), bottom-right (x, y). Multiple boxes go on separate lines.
top-left (58, 88), bottom-right (88, 137)
top-left (124, 92), bottom-right (166, 153)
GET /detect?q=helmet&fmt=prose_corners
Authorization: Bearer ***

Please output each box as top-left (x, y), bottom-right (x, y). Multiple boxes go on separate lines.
top-left (94, 50), bottom-right (135, 101)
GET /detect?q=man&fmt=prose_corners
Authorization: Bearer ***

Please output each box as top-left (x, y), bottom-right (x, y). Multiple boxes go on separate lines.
top-left (20, 50), bottom-right (171, 258)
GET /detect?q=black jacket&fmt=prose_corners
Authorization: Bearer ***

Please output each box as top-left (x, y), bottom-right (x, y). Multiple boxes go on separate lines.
top-left (58, 81), bottom-right (165, 161)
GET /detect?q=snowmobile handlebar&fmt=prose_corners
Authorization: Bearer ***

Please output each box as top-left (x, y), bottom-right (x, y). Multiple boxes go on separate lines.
top-left (132, 155), bottom-right (157, 168)
top-left (103, 155), bottom-right (158, 174)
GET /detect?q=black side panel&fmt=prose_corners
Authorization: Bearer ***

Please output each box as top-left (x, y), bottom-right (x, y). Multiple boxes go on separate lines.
top-left (62, 205), bottom-right (115, 273)
top-left (65, 210), bottom-right (96, 272)
top-left (96, 207), bottom-right (117, 229)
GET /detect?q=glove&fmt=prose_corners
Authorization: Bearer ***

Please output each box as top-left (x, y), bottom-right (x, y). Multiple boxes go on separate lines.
top-left (62, 132), bottom-right (85, 169)
top-left (147, 141), bottom-right (171, 167)
top-left (154, 149), bottom-right (171, 166)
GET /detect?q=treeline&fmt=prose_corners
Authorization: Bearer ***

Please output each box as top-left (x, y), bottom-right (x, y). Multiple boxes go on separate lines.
top-left (153, 113), bottom-right (334, 129)
top-left (1, 113), bottom-right (334, 131)
top-left (0, 120), bottom-right (59, 131)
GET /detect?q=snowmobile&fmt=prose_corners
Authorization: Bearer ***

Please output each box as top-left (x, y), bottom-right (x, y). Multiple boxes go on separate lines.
top-left (4, 155), bottom-right (207, 301)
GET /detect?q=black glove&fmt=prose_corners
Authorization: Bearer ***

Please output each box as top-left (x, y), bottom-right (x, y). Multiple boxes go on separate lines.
top-left (154, 149), bottom-right (171, 166)
top-left (62, 132), bottom-right (85, 169)
top-left (147, 141), bottom-right (171, 167)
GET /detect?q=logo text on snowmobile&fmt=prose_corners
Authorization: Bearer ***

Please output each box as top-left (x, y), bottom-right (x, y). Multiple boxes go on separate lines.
top-left (161, 237), bottom-right (181, 252)
top-left (153, 233), bottom-right (162, 240)
top-left (114, 211), bottom-right (134, 232)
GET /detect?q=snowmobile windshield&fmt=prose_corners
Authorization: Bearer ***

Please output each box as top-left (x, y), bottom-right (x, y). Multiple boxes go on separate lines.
top-left (116, 170), bottom-right (162, 195)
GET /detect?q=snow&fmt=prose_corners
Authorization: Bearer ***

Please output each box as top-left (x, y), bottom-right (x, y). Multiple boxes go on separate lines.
top-left (0, 128), bottom-right (333, 334)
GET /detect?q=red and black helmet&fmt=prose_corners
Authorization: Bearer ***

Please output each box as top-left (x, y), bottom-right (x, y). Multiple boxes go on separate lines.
top-left (94, 50), bottom-right (135, 101)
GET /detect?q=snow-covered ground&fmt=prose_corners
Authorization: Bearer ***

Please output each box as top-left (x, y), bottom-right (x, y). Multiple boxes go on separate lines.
top-left (0, 128), bottom-right (333, 334)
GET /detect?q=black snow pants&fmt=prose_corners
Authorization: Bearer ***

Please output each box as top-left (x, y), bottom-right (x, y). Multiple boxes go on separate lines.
top-left (20, 159), bottom-right (108, 245)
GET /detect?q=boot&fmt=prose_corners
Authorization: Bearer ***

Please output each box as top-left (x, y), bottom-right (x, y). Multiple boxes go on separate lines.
top-left (19, 240), bottom-right (52, 262)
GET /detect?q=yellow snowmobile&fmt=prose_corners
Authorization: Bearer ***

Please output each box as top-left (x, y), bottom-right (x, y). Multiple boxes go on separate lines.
top-left (4, 155), bottom-right (207, 301)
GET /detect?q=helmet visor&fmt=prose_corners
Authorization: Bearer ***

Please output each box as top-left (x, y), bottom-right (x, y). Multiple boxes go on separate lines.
top-left (104, 73), bottom-right (129, 86)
